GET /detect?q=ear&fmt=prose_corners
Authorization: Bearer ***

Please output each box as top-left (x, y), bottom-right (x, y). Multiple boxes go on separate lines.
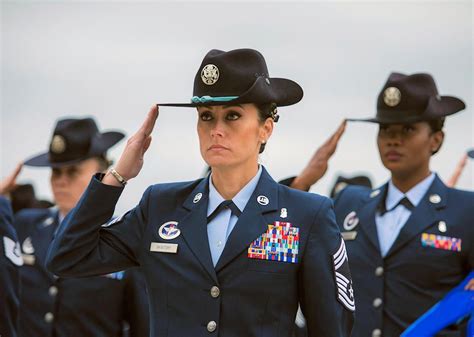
top-left (260, 118), bottom-right (274, 142)
top-left (431, 130), bottom-right (444, 154)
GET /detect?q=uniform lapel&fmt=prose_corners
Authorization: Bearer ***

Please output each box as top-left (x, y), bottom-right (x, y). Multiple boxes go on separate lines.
top-left (356, 185), bottom-right (387, 254)
top-left (179, 177), bottom-right (218, 283)
top-left (215, 168), bottom-right (278, 273)
top-left (32, 209), bottom-right (59, 279)
top-left (385, 175), bottom-right (446, 259)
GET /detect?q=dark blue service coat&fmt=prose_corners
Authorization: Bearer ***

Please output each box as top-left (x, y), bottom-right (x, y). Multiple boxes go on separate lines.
top-left (47, 167), bottom-right (354, 337)
top-left (14, 207), bottom-right (149, 337)
top-left (334, 175), bottom-right (473, 337)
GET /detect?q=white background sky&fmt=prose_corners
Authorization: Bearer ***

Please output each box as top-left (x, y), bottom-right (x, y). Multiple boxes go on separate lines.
top-left (1, 0), bottom-right (473, 214)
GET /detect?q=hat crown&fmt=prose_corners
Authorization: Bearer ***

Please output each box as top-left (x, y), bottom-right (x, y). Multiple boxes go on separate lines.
top-left (193, 48), bottom-right (270, 97)
top-left (49, 118), bottom-right (101, 164)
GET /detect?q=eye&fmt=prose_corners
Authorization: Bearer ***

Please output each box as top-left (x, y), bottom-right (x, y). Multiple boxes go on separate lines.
top-left (402, 125), bottom-right (415, 133)
top-left (52, 168), bottom-right (61, 178)
top-left (225, 111), bottom-right (241, 121)
top-left (199, 111), bottom-right (213, 121)
top-left (66, 167), bottom-right (79, 178)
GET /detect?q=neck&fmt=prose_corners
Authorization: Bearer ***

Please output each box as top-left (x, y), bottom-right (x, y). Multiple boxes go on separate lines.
top-left (391, 166), bottom-right (431, 193)
top-left (211, 163), bottom-right (259, 200)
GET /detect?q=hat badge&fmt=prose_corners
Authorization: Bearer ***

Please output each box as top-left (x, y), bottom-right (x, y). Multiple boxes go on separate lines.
top-left (51, 135), bottom-right (66, 154)
top-left (383, 87), bottom-right (401, 107)
top-left (201, 64), bottom-right (219, 85)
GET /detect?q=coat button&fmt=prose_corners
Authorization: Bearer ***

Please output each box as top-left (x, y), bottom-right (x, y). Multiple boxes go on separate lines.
top-left (207, 320), bottom-right (217, 332)
top-left (375, 267), bottom-right (384, 277)
top-left (372, 328), bottom-right (382, 337)
top-left (49, 286), bottom-right (58, 296)
top-left (44, 312), bottom-right (54, 323)
top-left (210, 286), bottom-right (220, 298)
top-left (373, 298), bottom-right (383, 308)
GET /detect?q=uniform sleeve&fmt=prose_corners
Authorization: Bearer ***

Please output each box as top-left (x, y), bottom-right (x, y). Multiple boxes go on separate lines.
top-left (0, 197), bottom-right (21, 337)
top-left (122, 267), bottom-right (150, 337)
top-left (46, 175), bottom-right (152, 278)
top-left (298, 197), bottom-right (354, 337)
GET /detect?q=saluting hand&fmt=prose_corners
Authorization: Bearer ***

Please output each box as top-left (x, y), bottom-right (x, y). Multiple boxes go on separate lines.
top-left (103, 106), bottom-right (159, 186)
top-left (0, 162), bottom-right (23, 196)
top-left (291, 120), bottom-right (346, 191)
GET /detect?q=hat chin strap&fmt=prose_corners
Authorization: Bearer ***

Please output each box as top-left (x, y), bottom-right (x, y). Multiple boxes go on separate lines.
top-left (191, 95), bottom-right (238, 104)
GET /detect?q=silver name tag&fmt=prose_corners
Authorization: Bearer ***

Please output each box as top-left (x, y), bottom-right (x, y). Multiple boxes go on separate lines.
top-left (150, 242), bottom-right (178, 254)
top-left (342, 231), bottom-right (358, 241)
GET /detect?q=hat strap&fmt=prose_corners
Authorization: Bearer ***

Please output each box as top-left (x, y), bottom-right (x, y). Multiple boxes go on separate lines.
top-left (191, 95), bottom-right (238, 104)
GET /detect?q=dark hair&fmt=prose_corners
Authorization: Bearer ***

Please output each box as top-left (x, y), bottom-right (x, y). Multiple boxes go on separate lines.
top-left (427, 118), bottom-right (445, 155)
top-left (255, 102), bottom-right (278, 153)
top-left (94, 155), bottom-right (112, 171)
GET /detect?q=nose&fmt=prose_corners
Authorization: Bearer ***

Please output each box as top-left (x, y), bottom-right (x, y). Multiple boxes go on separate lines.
top-left (385, 130), bottom-right (402, 146)
top-left (210, 119), bottom-right (225, 139)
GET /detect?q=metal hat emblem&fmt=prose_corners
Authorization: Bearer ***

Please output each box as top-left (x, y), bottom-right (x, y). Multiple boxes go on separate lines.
top-left (158, 221), bottom-right (181, 240)
top-left (429, 194), bottom-right (441, 204)
top-left (257, 195), bottom-right (269, 206)
top-left (343, 211), bottom-right (359, 231)
top-left (51, 135), bottom-right (66, 154)
top-left (383, 87), bottom-right (401, 107)
top-left (438, 221), bottom-right (447, 233)
top-left (193, 193), bottom-right (202, 203)
top-left (22, 237), bottom-right (35, 255)
top-left (201, 64), bottom-right (219, 85)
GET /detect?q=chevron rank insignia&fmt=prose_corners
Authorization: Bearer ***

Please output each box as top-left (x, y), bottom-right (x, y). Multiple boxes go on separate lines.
top-left (3, 236), bottom-right (23, 266)
top-left (248, 221), bottom-right (299, 263)
top-left (421, 233), bottom-right (462, 252)
top-left (333, 238), bottom-right (355, 312)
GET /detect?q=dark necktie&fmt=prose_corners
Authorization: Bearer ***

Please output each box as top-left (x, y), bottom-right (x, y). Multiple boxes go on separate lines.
top-left (380, 196), bottom-right (414, 216)
top-left (207, 200), bottom-right (242, 223)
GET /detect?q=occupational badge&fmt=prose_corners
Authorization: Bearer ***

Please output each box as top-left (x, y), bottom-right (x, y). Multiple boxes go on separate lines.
top-left (343, 211), bottom-right (359, 231)
top-left (158, 221), bottom-right (181, 240)
top-left (383, 87), bottom-right (401, 107)
top-left (332, 238), bottom-right (355, 312)
top-left (201, 64), bottom-right (219, 85)
top-left (248, 221), bottom-right (299, 263)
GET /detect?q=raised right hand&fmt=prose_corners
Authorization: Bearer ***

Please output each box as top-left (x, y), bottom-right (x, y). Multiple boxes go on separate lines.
top-left (103, 105), bottom-right (159, 186)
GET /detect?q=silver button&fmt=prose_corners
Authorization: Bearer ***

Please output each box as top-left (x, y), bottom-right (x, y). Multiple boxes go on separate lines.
top-left (44, 312), bottom-right (54, 323)
top-left (373, 298), bottom-right (383, 308)
top-left (375, 267), bottom-right (384, 277)
top-left (207, 320), bottom-right (217, 333)
top-left (210, 286), bottom-right (220, 298)
top-left (372, 328), bottom-right (382, 337)
top-left (49, 286), bottom-right (58, 296)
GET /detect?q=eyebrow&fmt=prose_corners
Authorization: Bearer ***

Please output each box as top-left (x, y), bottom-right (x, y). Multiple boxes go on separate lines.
top-left (222, 104), bottom-right (244, 109)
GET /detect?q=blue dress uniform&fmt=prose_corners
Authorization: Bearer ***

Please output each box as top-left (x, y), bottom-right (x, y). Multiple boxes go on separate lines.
top-left (46, 166), bottom-right (354, 337)
top-left (14, 207), bottom-right (149, 337)
top-left (0, 196), bottom-right (22, 337)
top-left (334, 175), bottom-right (474, 337)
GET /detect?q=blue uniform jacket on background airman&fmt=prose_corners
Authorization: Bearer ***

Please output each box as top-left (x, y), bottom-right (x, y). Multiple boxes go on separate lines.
top-left (14, 207), bottom-right (149, 337)
top-left (334, 174), bottom-right (474, 337)
top-left (46, 166), bottom-right (354, 337)
top-left (0, 196), bottom-right (22, 337)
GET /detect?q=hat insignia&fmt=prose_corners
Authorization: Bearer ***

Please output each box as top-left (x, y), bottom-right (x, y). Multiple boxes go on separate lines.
top-left (383, 87), bottom-right (401, 107)
top-left (201, 64), bottom-right (219, 85)
top-left (51, 135), bottom-right (66, 154)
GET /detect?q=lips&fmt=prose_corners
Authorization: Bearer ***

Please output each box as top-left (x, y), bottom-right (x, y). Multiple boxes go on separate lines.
top-left (208, 144), bottom-right (229, 151)
top-left (385, 150), bottom-right (402, 161)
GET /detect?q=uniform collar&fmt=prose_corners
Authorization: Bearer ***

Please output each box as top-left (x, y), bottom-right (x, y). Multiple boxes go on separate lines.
top-left (207, 165), bottom-right (262, 216)
top-left (386, 172), bottom-right (436, 210)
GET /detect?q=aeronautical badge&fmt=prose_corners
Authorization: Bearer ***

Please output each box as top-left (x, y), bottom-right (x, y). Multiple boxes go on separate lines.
top-left (343, 211), bottom-right (359, 231)
top-left (332, 238), bottom-right (355, 312)
top-left (421, 233), bottom-right (461, 252)
top-left (383, 87), bottom-right (401, 107)
top-left (158, 221), bottom-right (181, 240)
top-left (3, 236), bottom-right (23, 266)
top-left (201, 64), bottom-right (219, 85)
top-left (248, 221), bottom-right (299, 263)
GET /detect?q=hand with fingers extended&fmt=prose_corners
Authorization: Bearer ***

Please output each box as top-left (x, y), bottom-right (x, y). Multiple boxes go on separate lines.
top-left (0, 162), bottom-right (23, 196)
top-left (291, 120), bottom-right (346, 191)
top-left (102, 106), bottom-right (159, 187)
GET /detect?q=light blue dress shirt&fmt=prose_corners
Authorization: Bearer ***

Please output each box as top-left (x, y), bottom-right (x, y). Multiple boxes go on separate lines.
top-left (376, 173), bottom-right (435, 257)
top-left (207, 166), bottom-right (262, 266)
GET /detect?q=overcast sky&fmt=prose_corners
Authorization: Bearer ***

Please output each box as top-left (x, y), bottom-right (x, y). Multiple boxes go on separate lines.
top-left (1, 1), bottom-right (472, 213)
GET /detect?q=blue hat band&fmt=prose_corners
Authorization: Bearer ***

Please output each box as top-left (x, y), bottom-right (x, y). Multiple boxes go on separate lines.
top-left (191, 95), bottom-right (239, 104)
